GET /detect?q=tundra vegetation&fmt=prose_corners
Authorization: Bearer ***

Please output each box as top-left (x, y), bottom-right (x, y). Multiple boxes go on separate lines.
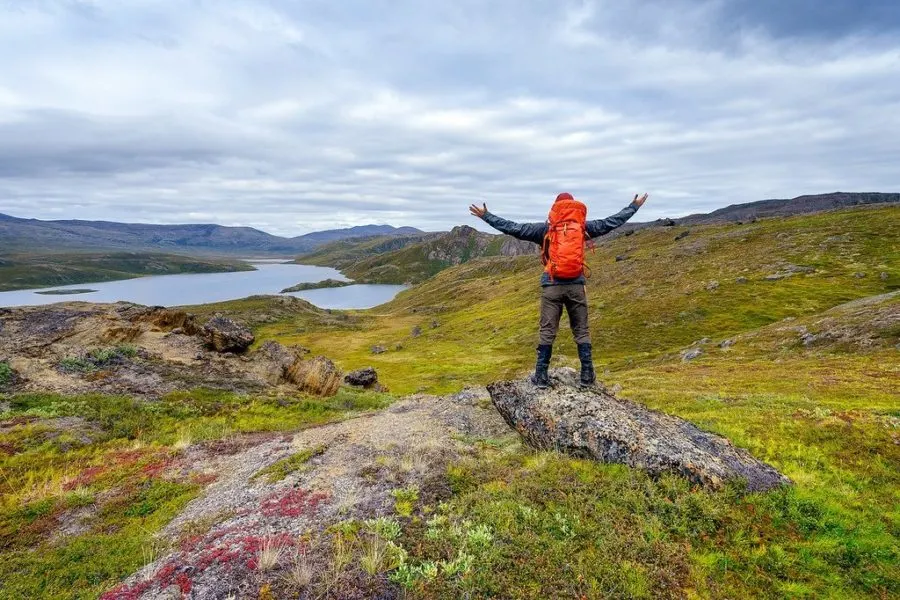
top-left (0, 204), bottom-right (897, 598)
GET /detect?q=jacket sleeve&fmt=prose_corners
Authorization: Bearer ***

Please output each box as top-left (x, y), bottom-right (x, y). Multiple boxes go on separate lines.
top-left (586, 203), bottom-right (638, 239)
top-left (481, 212), bottom-right (547, 245)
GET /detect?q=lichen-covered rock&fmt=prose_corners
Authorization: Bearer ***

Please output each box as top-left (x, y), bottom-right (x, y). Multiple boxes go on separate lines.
top-left (344, 367), bottom-right (378, 388)
top-left (488, 368), bottom-right (791, 492)
top-left (202, 316), bottom-right (254, 353)
top-left (285, 356), bottom-right (342, 396)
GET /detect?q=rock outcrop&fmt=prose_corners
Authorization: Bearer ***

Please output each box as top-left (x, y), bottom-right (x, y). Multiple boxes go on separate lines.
top-left (488, 368), bottom-right (791, 492)
top-left (284, 356), bottom-right (342, 396)
top-left (0, 303), bottom-right (328, 398)
top-left (344, 366), bottom-right (379, 388)
top-left (202, 316), bottom-right (255, 353)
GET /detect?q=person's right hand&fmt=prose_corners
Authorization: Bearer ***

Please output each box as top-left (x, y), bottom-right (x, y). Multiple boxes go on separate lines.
top-left (632, 193), bottom-right (649, 208)
top-left (469, 203), bottom-right (488, 219)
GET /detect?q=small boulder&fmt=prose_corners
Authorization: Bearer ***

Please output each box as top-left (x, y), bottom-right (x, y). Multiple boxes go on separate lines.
top-left (285, 356), bottom-right (342, 396)
top-left (719, 339), bottom-right (735, 349)
top-left (736, 277), bottom-right (749, 284)
top-left (706, 281), bottom-right (720, 291)
top-left (880, 272), bottom-right (889, 281)
top-left (682, 348), bottom-right (703, 362)
top-left (674, 230), bottom-right (690, 241)
top-left (371, 345), bottom-right (387, 355)
top-left (624, 229), bottom-right (635, 237)
top-left (430, 319), bottom-right (441, 329)
top-left (345, 367), bottom-right (378, 388)
top-left (202, 316), bottom-right (254, 353)
top-left (411, 326), bottom-right (422, 338)
top-left (854, 272), bottom-right (867, 279)
top-left (615, 255), bottom-right (628, 262)
top-left (800, 333), bottom-right (819, 346)
top-left (660, 218), bottom-right (677, 227)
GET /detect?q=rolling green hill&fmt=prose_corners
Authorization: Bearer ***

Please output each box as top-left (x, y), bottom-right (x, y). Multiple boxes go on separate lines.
top-left (183, 203), bottom-right (900, 598)
top-left (249, 204), bottom-right (900, 390)
top-left (297, 225), bottom-right (537, 284)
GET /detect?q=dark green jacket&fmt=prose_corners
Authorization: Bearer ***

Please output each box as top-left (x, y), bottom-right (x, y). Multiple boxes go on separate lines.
top-left (482, 202), bottom-right (639, 286)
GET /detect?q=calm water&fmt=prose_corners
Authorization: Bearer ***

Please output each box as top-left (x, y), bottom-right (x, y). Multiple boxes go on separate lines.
top-left (0, 263), bottom-right (406, 310)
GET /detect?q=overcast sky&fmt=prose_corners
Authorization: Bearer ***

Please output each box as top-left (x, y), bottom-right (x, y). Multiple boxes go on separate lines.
top-left (1, 0), bottom-right (899, 236)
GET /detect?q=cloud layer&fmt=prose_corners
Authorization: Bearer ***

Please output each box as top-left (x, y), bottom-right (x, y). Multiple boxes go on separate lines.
top-left (1, 0), bottom-right (898, 235)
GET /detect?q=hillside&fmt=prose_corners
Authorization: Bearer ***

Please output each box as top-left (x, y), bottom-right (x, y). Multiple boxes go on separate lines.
top-left (0, 212), bottom-right (422, 256)
top-left (298, 225), bottom-right (537, 284)
top-left (295, 232), bottom-right (438, 269)
top-left (0, 252), bottom-right (254, 292)
top-left (676, 191), bottom-right (900, 225)
top-left (253, 203), bottom-right (900, 391)
top-left (298, 192), bottom-right (899, 284)
top-left (0, 203), bottom-right (897, 599)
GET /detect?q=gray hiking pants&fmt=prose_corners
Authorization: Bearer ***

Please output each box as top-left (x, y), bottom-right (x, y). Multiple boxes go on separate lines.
top-left (539, 284), bottom-right (590, 346)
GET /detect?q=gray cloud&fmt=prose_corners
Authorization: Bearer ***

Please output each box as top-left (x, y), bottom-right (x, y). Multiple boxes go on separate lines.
top-left (0, 0), bottom-right (898, 236)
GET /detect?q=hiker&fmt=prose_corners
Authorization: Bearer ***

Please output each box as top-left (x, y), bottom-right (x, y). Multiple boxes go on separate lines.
top-left (470, 192), bottom-right (648, 387)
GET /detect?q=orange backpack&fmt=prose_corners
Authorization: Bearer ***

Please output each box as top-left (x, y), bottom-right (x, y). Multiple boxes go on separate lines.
top-left (542, 194), bottom-right (589, 280)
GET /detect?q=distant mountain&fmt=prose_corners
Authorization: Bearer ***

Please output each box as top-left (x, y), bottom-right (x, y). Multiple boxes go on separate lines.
top-left (673, 192), bottom-right (899, 226)
top-left (0, 214), bottom-right (423, 256)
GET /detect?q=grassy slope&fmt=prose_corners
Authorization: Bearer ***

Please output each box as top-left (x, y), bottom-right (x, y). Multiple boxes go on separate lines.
top-left (0, 205), bottom-right (897, 598)
top-left (296, 233), bottom-right (435, 270)
top-left (297, 228), bottom-right (514, 285)
top-left (230, 205), bottom-right (898, 598)
top-left (256, 205), bottom-right (899, 393)
top-left (0, 252), bottom-right (255, 292)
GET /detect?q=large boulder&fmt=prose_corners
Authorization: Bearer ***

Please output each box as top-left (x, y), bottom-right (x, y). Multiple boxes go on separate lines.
top-left (488, 368), bottom-right (790, 492)
top-left (344, 367), bottom-right (379, 388)
top-left (202, 316), bottom-right (254, 353)
top-left (285, 356), bottom-right (342, 396)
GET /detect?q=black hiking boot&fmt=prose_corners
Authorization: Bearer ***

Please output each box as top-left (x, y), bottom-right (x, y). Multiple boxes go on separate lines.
top-left (577, 343), bottom-right (596, 387)
top-left (531, 344), bottom-right (552, 388)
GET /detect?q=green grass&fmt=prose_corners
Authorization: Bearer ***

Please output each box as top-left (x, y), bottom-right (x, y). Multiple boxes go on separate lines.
top-left (252, 444), bottom-right (327, 483)
top-left (58, 346), bottom-right (140, 374)
top-left (0, 387), bottom-right (393, 598)
top-left (0, 361), bottom-right (12, 387)
top-left (391, 443), bottom-right (897, 599)
top-left (0, 252), bottom-right (254, 292)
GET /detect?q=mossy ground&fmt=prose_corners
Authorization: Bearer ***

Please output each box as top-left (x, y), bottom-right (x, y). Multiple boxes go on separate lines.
top-left (0, 388), bottom-right (391, 599)
top-left (0, 205), bottom-right (897, 598)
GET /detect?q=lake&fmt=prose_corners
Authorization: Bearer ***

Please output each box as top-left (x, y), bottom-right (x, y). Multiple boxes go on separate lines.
top-left (0, 263), bottom-right (407, 310)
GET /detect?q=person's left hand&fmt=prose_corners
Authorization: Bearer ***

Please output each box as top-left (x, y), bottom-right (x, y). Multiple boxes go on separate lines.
top-left (632, 193), bottom-right (649, 208)
top-left (469, 203), bottom-right (488, 219)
